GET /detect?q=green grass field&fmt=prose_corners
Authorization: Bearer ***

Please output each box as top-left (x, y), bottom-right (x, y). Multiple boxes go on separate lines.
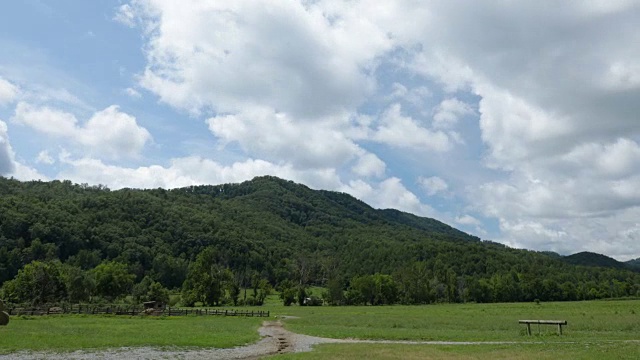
top-left (271, 342), bottom-right (640, 360)
top-left (266, 300), bottom-right (640, 359)
top-left (1, 300), bottom-right (638, 359)
top-left (0, 314), bottom-right (262, 354)
top-left (266, 300), bottom-right (640, 342)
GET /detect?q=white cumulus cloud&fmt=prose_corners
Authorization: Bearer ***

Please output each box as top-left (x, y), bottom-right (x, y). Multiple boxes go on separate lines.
top-left (0, 119), bottom-right (45, 180)
top-left (352, 153), bottom-right (386, 178)
top-left (418, 176), bottom-right (449, 196)
top-left (131, 0), bottom-right (394, 117)
top-left (207, 107), bottom-right (362, 169)
top-left (113, 4), bottom-right (136, 27)
top-left (373, 104), bottom-right (453, 152)
top-left (433, 98), bottom-right (474, 130)
top-left (0, 120), bottom-right (16, 175)
top-left (12, 102), bottom-right (152, 159)
top-left (0, 77), bottom-right (19, 106)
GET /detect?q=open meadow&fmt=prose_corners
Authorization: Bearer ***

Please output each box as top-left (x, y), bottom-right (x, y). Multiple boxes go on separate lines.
top-left (266, 299), bottom-right (640, 342)
top-left (0, 300), bottom-right (638, 359)
top-left (0, 314), bottom-right (262, 354)
top-left (267, 299), bottom-right (640, 359)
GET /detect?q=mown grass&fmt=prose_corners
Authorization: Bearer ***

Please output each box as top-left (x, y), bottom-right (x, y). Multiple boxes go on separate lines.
top-left (266, 300), bottom-right (640, 342)
top-left (1, 300), bottom-right (638, 359)
top-left (272, 342), bottom-right (640, 360)
top-left (0, 314), bottom-right (262, 354)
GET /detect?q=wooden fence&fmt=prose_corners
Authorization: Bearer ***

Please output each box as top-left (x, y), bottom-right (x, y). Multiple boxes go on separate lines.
top-left (6, 305), bottom-right (269, 318)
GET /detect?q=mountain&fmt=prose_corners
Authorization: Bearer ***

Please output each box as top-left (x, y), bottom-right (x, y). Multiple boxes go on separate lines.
top-left (626, 258), bottom-right (640, 270)
top-left (0, 175), bottom-right (639, 304)
top-left (563, 252), bottom-right (629, 270)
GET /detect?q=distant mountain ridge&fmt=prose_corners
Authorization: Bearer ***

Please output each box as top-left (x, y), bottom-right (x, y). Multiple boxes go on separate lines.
top-left (1, 175), bottom-right (639, 303)
top-left (626, 258), bottom-right (640, 270)
top-left (563, 251), bottom-right (638, 272)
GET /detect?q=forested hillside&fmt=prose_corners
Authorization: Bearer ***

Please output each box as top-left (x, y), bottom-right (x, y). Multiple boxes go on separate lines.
top-left (627, 258), bottom-right (640, 270)
top-left (563, 252), bottom-right (630, 270)
top-left (0, 176), bottom-right (638, 306)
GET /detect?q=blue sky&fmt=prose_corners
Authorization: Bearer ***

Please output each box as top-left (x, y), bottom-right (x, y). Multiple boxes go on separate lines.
top-left (2, 1), bottom-right (640, 260)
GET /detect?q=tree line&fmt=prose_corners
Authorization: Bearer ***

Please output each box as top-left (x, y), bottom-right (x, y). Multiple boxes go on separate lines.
top-left (0, 176), bottom-right (638, 306)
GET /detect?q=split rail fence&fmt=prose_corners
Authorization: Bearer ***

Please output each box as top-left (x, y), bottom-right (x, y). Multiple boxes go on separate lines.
top-left (6, 305), bottom-right (269, 318)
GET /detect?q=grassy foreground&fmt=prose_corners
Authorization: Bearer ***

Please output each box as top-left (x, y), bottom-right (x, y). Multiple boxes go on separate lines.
top-left (272, 342), bottom-right (640, 360)
top-left (0, 314), bottom-right (262, 354)
top-left (268, 300), bottom-right (640, 342)
top-left (0, 300), bottom-right (638, 359)
top-left (267, 300), bottom-right (640, 359)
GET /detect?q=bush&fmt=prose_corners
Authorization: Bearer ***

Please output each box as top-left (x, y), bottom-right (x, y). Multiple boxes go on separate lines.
top-left (306, 295), bottom-right (323, 306)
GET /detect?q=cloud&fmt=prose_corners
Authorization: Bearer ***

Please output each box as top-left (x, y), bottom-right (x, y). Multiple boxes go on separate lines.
top-left (124, 87), bottom-right (141, 99)
top-left (59, 155), bottom-right (282, 189)
top-left (22, 85), bottom-right (91, 111)
top-left (113, 4), bottom-right (136, 27)
top-left (207, 107), bottom-right (362, 169)
top-left (418, 176), bottom-right (448, 196)
top-left (131, 0), bottom-right (394, 118)
top-left (345, 177), bottom-right (435, 217)
top-left (56, 152), bottom-right (351, 191)
top-left (455, 214), bottom-right (481, 226)
top-left (394, 2), bottom-right (640, 258)
top-left (433, 98), bottom-right (474, 130)
top-left (36, 150), bottom-right (55, 165)
top-left (352, 153), bottom-right (386, 178)
top-left (420, 2), bottom-right (640, 160)
top-left (0, 77), bottom-right (19, 105)
top-left (0, 120), bottom-right (16, 175)
top-left (372, 104), bottom-right (453, 152)
top-left (388, 83), bottom-right (432, 106)
top-left (11, 162), bottom-right (47, 181)
top-left (476, 84), bottom-right (574, 169)
top-left (558, 138), bottom-right (640, 180)
top-left (0, 119), bottom-right (46, 180)
top-left (41, 0), bottom-right (640, 259)
top-left (12, 103), bottom-right (152, 159)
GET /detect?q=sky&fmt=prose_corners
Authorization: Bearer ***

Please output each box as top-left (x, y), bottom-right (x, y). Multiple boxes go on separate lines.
top-left (1, 1), bottom-right (640, 261)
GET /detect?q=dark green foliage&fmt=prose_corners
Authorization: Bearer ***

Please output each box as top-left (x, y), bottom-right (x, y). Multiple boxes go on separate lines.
top-left (346, 274), bottom-right (398, 305)
top-left (278, 279), bottom-right (297, 306)
top-left (1, 260), bottom-right (66, 305)
top-left (92, 261), bottom-right (135, 301)
top-left (61, 264), bottom-right (95, 303)
top-left (626, 258), bottom-right (640, 270)
top-left (0, 176), bottom-right (639, 306)
top-left (563, 252), bottom-right (630, 270)
top-left (323, 278), bottom-right (345, 305)
top-left (181, 247), bottom-right (230, 306)
top-left (297, 286), bottom-right (307, 306)
top-left (226, 279), bottom-right (241, 306)
top-left (133, 276), bottom-right (170, 304)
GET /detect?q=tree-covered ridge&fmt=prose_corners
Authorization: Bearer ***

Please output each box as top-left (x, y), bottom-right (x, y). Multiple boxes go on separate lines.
top-left (627, 258), bottom-right (640, 270)
top-left (562, 252), bottom-right (630, 270)
top-left (0, 175), bottom-right (638, 306)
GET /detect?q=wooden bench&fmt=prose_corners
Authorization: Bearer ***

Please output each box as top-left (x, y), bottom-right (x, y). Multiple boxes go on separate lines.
top-left (519, 320), bottom-right (567, 335)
